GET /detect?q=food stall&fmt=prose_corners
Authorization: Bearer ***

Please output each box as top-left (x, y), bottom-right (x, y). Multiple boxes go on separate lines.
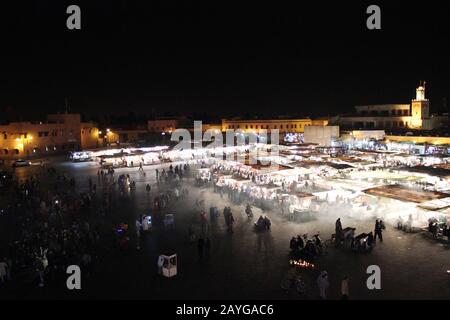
top-left (287, 191), bottom-right (316, 221)
top-left (160, 254), bottom-right (177, 278)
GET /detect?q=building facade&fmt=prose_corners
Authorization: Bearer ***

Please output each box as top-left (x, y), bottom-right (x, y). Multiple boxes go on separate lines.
top-left (0, 113), bottom-right (99, 158)
top-left (334, 84), bottom-right (449, 131)
top-left (114, 129), bottom-right (149, 143)
top-left (221, 118), bottom-right (318, 134)
top-left (148, 119), bottom-right (179, 133)
top-left (304, 125), bottom-right (340, 146)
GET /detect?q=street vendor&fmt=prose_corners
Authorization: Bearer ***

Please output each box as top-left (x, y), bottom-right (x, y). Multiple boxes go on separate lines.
top-left (335, 218), bottom-right (343, 247)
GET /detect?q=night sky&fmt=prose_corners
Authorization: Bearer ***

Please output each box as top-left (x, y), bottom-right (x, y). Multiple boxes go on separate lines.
top-left (1, 1), bottom-right (450, 122)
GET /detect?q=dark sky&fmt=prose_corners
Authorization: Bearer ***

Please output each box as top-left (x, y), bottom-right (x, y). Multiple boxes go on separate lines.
top-left (1, 1), bottom-right (450, 121)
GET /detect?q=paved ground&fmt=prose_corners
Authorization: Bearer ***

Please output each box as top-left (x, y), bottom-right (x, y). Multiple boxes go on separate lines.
top-left (1, 160), bottom-right (449, 300)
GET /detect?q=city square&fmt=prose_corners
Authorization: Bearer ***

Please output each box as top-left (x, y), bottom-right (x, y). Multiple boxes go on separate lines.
top-left (0, 1), bottom-right (449, 306)
top-left (0, 141), bottom-right (449, 300)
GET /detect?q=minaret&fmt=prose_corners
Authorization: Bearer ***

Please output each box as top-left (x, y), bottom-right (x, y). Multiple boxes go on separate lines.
top-left (415, 81), bottom-right (426, 101)
top-left (411, 81), bottom-right (429, 128)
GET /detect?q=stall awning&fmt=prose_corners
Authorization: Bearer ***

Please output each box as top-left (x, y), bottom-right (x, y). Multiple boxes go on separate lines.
top-left (394, 166), bottom-right (450, 179)
top-left (417, 197), bottom-right (450, 211)
top-left (364, 185), bottom-right (449, 203)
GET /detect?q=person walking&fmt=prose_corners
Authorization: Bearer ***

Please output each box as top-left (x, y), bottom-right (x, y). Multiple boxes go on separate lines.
top-left (380, 220), bottom-right (385, 236)
top-left (341, 276), bottom-right (349, 300)
top-left (335, 218), bottom-right (343, 247)
top-left (317, 271), bottom-right (330, 300)
top-left (135, 218), bottom-right (142, 250)
top-left (228, 213), bottom-right (235, 234)
top-left (5, 257), bottom-right (12, 281)
top-left (197, 238), bottom-right (205, 260)
top-left (374, 220), bottom-right (383, 242)
top-left (157, 255), bottom-right (164, 275)
top-left (367, 232), bottom-right (374, 250)
top-left (0, 258), bottom-right (8, 284)
top-left (374, 220), bottom-right (379, 242)
top-left (205, 238), bottom-right (211, 258)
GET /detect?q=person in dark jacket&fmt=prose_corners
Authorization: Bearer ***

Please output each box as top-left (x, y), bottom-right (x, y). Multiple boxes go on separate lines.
top-left (290, 237), bottom-right (297, 251)
top-left (205, 238), bottom-right (211, 258)
top-left (335, 218), bottom-right (343, 247)
top-left (197, 238), bottom-right (205, 260)
top-left (296, 235), bottom-right (305, 249)
top-left (374, 220), bottom-right (383, 242)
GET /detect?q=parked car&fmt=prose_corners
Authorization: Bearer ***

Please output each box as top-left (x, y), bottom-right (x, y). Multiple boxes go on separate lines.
top-left (12, 159), bottom-right (31, 167)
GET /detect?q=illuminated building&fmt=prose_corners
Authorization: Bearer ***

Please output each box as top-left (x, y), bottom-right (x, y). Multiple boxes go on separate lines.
top-left (221, 118), bottom-right (328, 134)
top-left (410, 83), bottom-right (429, 128)
top-left (113, 129), bottom-right (148, 143)
top-left (0, 113), bottom-right (99, 158)
top-left (333, 82), bottom-right (449, 130)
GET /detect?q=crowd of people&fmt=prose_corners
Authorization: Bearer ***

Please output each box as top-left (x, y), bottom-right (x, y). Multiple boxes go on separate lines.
top-left (222, 207), bottom-right (235, 233)
top-left (0, 168), bottom-right (103, 289)
top-left (289, 233), bottom-right (322, 261)
top-left (1, 152), bottom-right (446, 301)
top-left (333, 217), bottom-right (384, 253)
top-left (428, 218), bottom-right (450, 240)
top-left (156, 163), bottom-right (190, 184)
top-left (0, 159), bottom-right (199, 292)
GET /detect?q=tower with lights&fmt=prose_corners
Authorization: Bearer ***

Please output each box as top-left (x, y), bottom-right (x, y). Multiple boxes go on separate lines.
top-left (411, 81), bottom-right (429, 128)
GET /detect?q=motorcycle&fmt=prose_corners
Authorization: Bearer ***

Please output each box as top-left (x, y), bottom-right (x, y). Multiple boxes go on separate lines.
top-left (280, 274), bottom-right (306, 294)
